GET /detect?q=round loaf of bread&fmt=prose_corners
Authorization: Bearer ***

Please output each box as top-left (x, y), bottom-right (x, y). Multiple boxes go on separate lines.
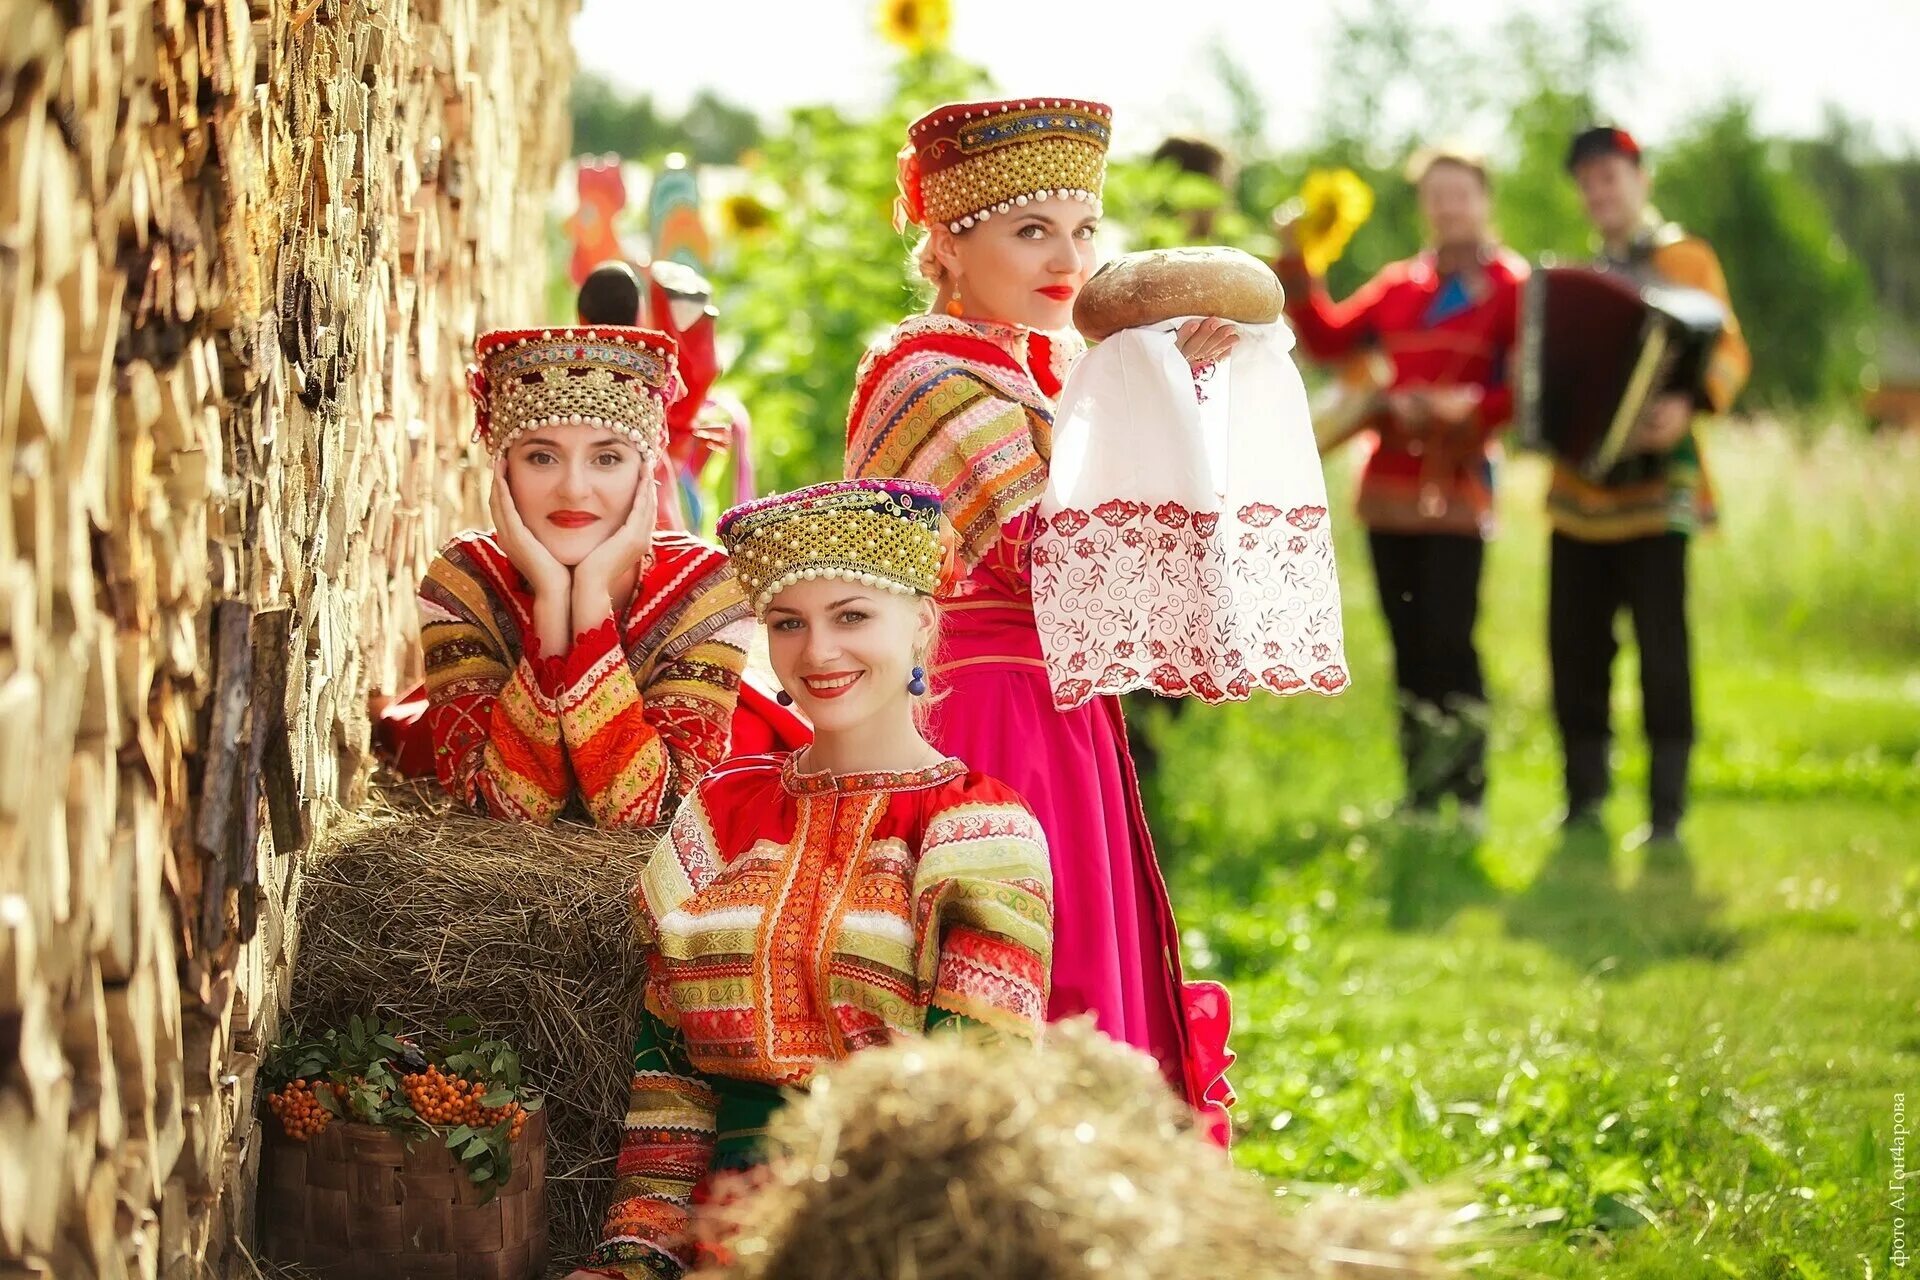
top-left (1073, 246), bottom-right (1285, 342)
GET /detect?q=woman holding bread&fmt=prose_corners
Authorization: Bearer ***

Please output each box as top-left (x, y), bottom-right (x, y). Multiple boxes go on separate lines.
top-left (845, 98), bottom-right (1238, 1134)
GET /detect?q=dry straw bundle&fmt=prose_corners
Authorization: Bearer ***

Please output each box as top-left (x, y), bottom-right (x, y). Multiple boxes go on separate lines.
top-left (703, 1021), bottom-right (1476, 1280)
top-left (285, 783), bottom-right (653, 1266)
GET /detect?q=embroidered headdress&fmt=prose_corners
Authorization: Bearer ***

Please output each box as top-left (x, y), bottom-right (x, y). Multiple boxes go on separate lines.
top-left (894, 98), bottom-right (1112, 234)
top-left (467, 326), bottom-right (683, 458)
top-left (718, 479), bottom-right (957, 616)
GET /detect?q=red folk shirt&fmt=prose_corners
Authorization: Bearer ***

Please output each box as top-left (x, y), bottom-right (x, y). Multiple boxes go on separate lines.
top-left (418, 530), bottom-right (752, 829)
top-left (1278, 246), bottom-right (1528, 537)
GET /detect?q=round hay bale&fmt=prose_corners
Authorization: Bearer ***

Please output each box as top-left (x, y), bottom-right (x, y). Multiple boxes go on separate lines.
top-left (286, 783), bottom-right (654, 1268)
top-left (1073, 247), bottom-right (1284, 342)
top-left (701, 1020), bottom-right (1475, 1280)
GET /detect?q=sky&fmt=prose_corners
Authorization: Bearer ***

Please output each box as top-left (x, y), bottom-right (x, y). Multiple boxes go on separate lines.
top-left (572, 1), bottom-right (1920, 156)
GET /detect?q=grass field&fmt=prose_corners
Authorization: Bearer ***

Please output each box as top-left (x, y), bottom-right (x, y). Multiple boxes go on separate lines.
top-left (1140, 423), bottom-right (1920, 1277)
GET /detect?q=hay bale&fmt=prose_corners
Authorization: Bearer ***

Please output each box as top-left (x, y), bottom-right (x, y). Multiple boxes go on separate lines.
top-left (286, 784), bottom-right (653, 1266)
top-left (704, 1021), bottom-right (1478, 1280)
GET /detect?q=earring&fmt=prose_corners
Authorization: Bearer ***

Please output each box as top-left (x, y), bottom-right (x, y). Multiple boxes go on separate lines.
top-left (776, 690), bottom-right (794, 706)
top-left (908, 666), bottom-right (928, 696)
top-left (945, 285), bottom-right (964, 318)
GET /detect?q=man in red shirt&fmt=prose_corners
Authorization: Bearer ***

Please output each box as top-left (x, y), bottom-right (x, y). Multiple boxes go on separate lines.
top-left (1277, 148), bottom-right (1528, 821)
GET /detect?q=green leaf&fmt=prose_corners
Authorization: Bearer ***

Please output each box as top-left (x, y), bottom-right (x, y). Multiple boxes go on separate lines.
top-left (1592, 1192), bottom-right (1659, 1232)
top-left (480, 1090), bottom-right (513, 1108)
top-left (1855, 1119), bottom-right (1878, 1174)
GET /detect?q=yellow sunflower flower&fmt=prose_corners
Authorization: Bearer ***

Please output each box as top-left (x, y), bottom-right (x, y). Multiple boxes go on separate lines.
top-left (878, 0), bottom-right (951, 54)
top-left (718, 191), bottom-right (774, 240)
top-left (1292, 168), bottom-right (1374, 277)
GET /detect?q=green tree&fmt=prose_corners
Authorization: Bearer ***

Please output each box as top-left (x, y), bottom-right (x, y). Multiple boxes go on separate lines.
top-left (1655, 99), bottom-right (1875, 406)
top-left (568, 73), bottom-right (762, 163)
top-left (1792, 111), bottom-right (1920, 328)
top-left (569, 71), bottom-right (665, 157)
top-left (1493, 4), bottom-right (1634, 260)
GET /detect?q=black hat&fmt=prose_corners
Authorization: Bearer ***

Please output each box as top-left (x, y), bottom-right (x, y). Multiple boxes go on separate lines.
top-left (1565, 125), bottom-right (1642, 174)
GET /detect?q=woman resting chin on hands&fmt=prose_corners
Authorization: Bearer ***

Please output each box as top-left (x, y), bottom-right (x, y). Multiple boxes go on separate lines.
top-left (418, 327), bottom-right (752, 830)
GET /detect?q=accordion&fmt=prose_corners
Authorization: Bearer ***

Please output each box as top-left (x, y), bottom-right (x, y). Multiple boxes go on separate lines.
top-left (1515, 266), bottom-right (1725, 482)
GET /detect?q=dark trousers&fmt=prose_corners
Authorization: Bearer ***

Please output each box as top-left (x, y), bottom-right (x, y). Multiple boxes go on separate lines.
top-left (1368, 531), bottom-right (1488, 808)
top-left (1548, 531), bottom-right (1693, 828)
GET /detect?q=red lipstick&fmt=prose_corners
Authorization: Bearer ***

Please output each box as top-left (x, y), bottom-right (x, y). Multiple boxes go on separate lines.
top-left (547, 510), bottom-right (599, 528)
top-left (1036, 284), bottom-right (1075, 301)
top-left (801, 671), bottom-right (865, 701)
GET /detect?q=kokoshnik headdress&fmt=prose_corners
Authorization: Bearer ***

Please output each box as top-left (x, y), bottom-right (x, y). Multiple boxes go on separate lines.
top-left (894, 98), bottom-right (1112, 235)
top-left (467, 326), bottom-right (683, 458)
top-left (717, 479), bottom-right (959, 617)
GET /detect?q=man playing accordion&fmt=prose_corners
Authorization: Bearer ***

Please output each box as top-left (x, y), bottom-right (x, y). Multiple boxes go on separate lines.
top-left (1548, 125), bottom-right (1751, 845)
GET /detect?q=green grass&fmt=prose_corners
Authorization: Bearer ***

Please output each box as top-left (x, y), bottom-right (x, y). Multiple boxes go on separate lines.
top-left (1142, 424), bottom-right (1920, 1277)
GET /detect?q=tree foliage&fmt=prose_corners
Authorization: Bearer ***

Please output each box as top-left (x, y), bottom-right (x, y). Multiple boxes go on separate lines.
top-left (1657, 100), bottom-right (1875, 405)
top-left (569, 73), bottom-right (762, 163)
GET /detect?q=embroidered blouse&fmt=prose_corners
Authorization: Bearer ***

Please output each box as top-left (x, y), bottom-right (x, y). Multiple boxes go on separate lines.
top-left (418, 529), bottom-right (752, 828)
top-left (582, 753), bottom-right (1053, 1280)
top-left (845, 314), bottom-right (1081, 569)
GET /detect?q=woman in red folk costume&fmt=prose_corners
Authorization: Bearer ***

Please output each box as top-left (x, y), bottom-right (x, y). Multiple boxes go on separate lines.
top-left (568, 479), bottom-right (1052, 1280)
top-left (846, 98), bottom-right (1239, 1137)
top-left (417, 327), bottom-right (753, 827)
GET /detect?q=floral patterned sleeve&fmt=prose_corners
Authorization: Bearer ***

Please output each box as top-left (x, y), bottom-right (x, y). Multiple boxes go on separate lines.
top-left (419, 542), bottom-right (572, 824)
top-left (909, 782), bottom-right (1054, 1037)
top-left (578, 1005), bottom-right (718, 1280)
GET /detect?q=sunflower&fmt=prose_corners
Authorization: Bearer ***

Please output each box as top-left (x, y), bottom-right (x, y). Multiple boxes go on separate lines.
top-left (1291, 167), bottom-right (1374, 276)
top-left (878, 0), bottom-right (951, 54)
top-left (718, 191), bottom-right (774, 240)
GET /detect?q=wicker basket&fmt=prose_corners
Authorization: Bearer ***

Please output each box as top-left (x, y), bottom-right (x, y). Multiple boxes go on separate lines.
top-left (258, 1108), bottom-right (549, 1279)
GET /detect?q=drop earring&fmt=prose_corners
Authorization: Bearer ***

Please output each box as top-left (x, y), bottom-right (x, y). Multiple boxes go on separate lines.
top-left (908, 666), bottom-right (928, 696)
top-left (945, 283), bottom-right (964, 318)
top-left (776, 689), bottom-right (794, 706)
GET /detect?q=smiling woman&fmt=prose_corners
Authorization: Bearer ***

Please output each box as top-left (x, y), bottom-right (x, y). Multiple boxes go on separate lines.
top-left (413, 326), bottom-right (754, 829)
top-left (569, 478), bottom-right (1053, 1280)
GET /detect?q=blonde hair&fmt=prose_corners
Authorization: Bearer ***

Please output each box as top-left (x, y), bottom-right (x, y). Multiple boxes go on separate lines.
top-left (908, 228), bottom-right (950, 295)
top-left (911, 594), bottom-right (946, 730)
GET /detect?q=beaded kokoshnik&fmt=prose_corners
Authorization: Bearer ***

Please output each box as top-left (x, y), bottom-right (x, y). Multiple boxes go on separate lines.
top-left (894, 98), bottom-right (1112, 235)
top-left (717, 479), bottom-right (957, 617)
top-left (466, 326), bottom-right (683, 459)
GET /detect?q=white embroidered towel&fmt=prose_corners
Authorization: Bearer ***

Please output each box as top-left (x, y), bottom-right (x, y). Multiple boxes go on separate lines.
top-left (1032, 319), bottom-right (1349, 711)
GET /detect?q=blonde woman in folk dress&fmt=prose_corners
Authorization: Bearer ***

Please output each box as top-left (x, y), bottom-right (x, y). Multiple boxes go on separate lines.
top-left (846, 98), bottom-right (1239, 1136)
top-left (569, 479), bottom-right (1053, 1280)
top-left (417, 327), bottom-right (752, 829)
